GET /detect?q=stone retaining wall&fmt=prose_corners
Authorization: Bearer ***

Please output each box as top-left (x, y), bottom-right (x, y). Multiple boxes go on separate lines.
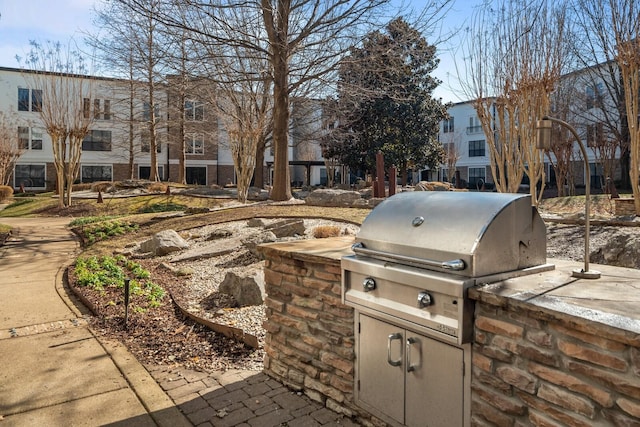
top-left (471, 295), bottom-right (640, 426)
top-left (259, 241), bottom-right (361, 419)
top-left (614, 198), bottom-right (636, 216)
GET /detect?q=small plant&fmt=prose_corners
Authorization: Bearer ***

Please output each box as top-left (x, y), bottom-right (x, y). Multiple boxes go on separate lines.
top-left (81, 220), bottom-right (138, 244)
top-left (74, 255), bottom-right (165, 309)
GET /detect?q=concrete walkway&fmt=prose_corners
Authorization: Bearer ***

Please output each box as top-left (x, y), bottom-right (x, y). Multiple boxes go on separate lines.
top-left (0, 217), bottom-right (189, 427)
top-left (0, 218), bottom-right (360, 427)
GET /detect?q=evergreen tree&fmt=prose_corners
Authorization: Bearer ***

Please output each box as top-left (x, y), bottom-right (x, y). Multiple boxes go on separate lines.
top-left (336, 17), bottom-right (447, 185)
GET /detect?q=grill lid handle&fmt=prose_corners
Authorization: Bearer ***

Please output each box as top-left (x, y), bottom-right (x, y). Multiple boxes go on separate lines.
top-left (351, 243), bottom-right (466, 272)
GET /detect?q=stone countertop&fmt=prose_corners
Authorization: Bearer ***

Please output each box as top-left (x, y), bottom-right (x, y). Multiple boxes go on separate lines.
top-left (470, 258), bottom-right (640, 343)
top-left (258, 236), bottom-right (355, 264)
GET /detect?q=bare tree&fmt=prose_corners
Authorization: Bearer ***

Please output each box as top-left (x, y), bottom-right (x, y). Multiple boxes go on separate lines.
top-left (440, 129), bottom-right (462, 183)
top-left (0, 112), bottom-right (24, 186)
top-left (20, 41), bottom-right (95, 207)
top-left (465, 0), bottom-right (570, 204)
top-left (93, 0), bottom-right (169, 182)
top-left (122, 0), bottom-right (393, 201)
top-left (571, 0), bottom-right (631, 190)
top-left (610, 1), bottom-right (640, 214)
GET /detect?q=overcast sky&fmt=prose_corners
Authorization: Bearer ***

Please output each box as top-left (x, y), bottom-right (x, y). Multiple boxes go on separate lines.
top-left (0, 0), bottom-right (475, 103)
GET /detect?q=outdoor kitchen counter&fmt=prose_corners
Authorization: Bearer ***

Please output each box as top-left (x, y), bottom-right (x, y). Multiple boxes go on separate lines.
top-left (470, 257), bottom-right (640, 341)
top-left (259, 235), bottom-right (355, 262)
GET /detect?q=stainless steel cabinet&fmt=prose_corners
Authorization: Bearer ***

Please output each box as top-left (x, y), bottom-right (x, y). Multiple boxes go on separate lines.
top-left (356, 313), bottom-right (465, 427)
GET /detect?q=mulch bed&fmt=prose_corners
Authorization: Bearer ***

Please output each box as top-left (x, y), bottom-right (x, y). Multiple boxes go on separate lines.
top-left (68, 259), bottom-right (265, 372)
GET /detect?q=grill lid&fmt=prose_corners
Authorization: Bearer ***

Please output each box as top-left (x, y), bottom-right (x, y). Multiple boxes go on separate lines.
top-left (354, 191), bottom-right (547, 277)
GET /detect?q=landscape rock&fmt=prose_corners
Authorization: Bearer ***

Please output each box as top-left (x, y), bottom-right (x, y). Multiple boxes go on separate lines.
top-left (304, 189), bottom-right (362, 207)
top-left (248, 187), bottom-right (269, 201)
top-left (140, 229), bottom-right (190, 256)
top-left (242, 231), bottom-right (277, 256)
top-left (265, 219), bottom-right (306, 238)
top-left (206, 229), bottom-right (233, 241)
top-left (218, 270), bottom-right (265, 306)
top-left (590, 232), bottom-right (640, 269)
top-left (247, 218), bottom-right (265, 228)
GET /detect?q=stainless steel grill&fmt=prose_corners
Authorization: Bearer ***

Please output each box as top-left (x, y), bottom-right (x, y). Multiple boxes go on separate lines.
top-left (341, 191), bottom-right (553, 427)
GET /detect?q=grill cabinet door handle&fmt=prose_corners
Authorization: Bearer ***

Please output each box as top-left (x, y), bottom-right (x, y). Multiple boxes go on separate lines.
top-left (387, 333), bottom-right (403, 367)
top-left (406, 337), bottom-right (420, 372)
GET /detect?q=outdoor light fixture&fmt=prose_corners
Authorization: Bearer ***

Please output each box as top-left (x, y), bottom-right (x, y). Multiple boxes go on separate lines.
top-left (536, 116), bottom-right (601, 279)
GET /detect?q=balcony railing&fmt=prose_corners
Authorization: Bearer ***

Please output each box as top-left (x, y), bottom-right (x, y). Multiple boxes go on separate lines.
top-left (466, 125), bottom-right (483, 135)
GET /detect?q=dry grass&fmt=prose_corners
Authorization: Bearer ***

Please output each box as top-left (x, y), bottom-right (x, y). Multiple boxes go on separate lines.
top-left (312, 225), bottom-right (343, 238)
top-left (538, 194), bottom-right (618, 218)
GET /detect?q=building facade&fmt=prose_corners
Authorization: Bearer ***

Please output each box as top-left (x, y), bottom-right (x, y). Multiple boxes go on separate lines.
top-left (1, 67), bottom-right (295, 191)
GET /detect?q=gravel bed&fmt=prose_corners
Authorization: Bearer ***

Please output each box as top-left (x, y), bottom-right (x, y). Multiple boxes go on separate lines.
top-left (164, 218), bottom-right (360, 348)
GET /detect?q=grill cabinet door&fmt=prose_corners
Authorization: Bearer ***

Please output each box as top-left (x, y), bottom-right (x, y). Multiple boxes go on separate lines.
top-left (357, 313), bottom-right (405, 425)
top-left (405, 334), bottom-right (464, 427)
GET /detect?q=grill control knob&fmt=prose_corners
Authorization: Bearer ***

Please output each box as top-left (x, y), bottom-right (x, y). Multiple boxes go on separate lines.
top-left (363, 277), bottom-right (376, 292)
top-left (417, 291), bottom-right (432, 308)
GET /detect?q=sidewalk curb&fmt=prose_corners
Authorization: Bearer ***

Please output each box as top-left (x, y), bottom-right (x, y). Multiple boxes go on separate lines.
top-left (96, 336), bottom-right (192, 427)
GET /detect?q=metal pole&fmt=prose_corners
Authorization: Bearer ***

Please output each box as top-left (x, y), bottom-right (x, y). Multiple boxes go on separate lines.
top-left (541, 116), bottom-right (600, 279)
top-left (124, 278), bottom-right (130, 328)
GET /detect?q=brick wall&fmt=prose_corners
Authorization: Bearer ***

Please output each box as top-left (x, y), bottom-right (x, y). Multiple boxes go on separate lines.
top-left (260, 248), bottom-right (359, 418)
top-left (614, 198), bottom-right (636, 216)
top-left (472, 300), bottom-right (640, 426)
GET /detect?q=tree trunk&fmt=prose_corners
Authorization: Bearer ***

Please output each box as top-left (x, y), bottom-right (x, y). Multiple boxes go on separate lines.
top-left (254, 141), bottom-right (266, 188)
top-left (270, 75), bottom-right (291, 201)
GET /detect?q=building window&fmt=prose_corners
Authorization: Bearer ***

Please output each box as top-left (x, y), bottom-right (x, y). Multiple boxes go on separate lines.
top-left (83, 98), bottom-right (91, 119)
top-left (143, 102), bottom-right (160, 122)
top-left (141, 132), bottom-right (162, 153)
top-left (468, 167), bottom-right (485, 188)
top-left (18, 127), bottom-right (43, 150)
top-left (468, 140), bottom-right (485, 157)
top-left (467, 116), bottom-right (482, 134)
top-left (186, 134), bottom-right (204, 155)
top-left (103, 100), bottom-right (111, 120)
top-left (139, 166), bottom-right (164, 180)
top-left (18, 88), bottom-right (42, 112)
top-left (186, 166), bottom-right (207, 185)
top-left (14, 164), bottom-right (45, 188)
top-left (185, 100), bottom-right (204, 121)
top-left (586, 122), bottom-right (604, 147)
top-left (81, 165), bottom-right (112, 183)
top-left (82, 130), bottom-right (112, 151)
top-left (84, 98), bottom-right (112, 120)
top-left (586, 83), bottom-right (604, 110)
top-left (443, 117), bottom-right (454, 133)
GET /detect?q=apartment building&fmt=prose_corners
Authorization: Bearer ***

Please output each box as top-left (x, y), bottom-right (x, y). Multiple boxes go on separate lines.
top-left (1, 67), bottom-right (287, 191)
top-left (433, 74), bottom-right (619, 191)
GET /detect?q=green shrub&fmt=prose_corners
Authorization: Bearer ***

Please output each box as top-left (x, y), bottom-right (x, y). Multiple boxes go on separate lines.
top-left (137, 202), bottom-right (186, 213)
top-left (80, 219), bottom-right (138, 245)
top-left (69, 216), bottom-right (121, 227)
top-left (0, 185), bottom-right (13, 202)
